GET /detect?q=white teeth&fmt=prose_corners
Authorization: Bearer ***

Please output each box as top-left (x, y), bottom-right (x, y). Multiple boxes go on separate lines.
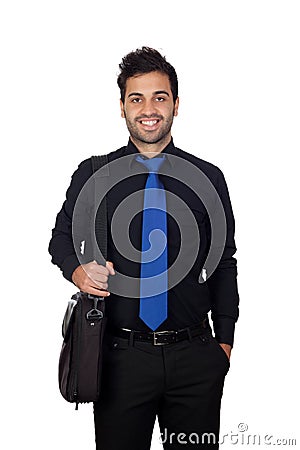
top-left (141, 120), bottom-right (158, 126)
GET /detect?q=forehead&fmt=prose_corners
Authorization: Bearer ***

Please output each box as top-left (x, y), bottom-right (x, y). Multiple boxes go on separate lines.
top-left (125, 71), bottom-right (171, 96)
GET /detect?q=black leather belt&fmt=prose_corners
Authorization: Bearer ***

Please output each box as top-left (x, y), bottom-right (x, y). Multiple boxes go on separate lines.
top-left (109, 318), bottom-right (208, 346)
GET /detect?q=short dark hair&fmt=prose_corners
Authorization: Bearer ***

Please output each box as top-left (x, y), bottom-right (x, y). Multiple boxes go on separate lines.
top-left (117, 46), bottom-right (178, 104)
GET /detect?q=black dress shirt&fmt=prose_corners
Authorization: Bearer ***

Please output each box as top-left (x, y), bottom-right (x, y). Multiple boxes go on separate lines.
top-left (49, 138), bottom-right (239, 346)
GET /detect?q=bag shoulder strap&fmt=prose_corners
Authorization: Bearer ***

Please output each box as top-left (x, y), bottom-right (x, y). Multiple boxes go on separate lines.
top-left (91, 155), bottom-right (109, 262)
top-left (91, 155), bottom-right (108, 173)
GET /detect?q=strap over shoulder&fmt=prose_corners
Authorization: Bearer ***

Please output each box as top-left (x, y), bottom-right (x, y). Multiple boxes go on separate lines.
top-left (90, 154), bottom-right (109, 261)
top-left (91, 154), bottom-right (109, 174)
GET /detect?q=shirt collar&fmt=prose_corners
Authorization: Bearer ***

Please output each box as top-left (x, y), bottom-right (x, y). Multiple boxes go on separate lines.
top-left (125, 138), bottom-right (177, 171)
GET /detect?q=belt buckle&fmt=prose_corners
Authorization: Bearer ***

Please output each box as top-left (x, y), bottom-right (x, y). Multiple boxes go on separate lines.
top-left (153, 330), bottom-right (174, 346)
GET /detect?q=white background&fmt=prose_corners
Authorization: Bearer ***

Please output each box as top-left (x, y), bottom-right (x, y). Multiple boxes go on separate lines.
top-left (0, 0), bottom-right (299, 448)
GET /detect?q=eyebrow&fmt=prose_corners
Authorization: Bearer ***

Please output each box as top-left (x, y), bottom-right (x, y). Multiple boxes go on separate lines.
top-left (127, 90), bottom-right (170, 98)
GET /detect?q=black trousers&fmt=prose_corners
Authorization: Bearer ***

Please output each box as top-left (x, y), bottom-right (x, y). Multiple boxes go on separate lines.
top-left (94, 325), bottom-right (230, 450)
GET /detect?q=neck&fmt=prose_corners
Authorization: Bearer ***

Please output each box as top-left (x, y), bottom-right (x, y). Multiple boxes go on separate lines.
top-left (130, 134), bottom-right (172, 158)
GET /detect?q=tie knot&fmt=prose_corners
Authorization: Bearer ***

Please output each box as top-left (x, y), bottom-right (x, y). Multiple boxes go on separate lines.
top-left (135, 154), bottom-right (165, 173)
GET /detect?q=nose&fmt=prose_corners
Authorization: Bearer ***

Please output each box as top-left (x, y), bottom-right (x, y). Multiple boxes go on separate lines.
top-left (140, 98), bottom-right (158, 117)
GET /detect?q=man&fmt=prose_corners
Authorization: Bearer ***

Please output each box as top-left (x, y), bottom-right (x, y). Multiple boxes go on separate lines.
top-left (49, 47), bottom-right (239, 449)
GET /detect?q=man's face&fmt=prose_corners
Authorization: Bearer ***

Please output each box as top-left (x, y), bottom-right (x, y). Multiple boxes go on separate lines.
top-left (120, 71), bottom-right (179, 146)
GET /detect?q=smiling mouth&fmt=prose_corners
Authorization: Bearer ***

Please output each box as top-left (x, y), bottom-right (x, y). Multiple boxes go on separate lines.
top-left (138, 119), bottom-right (161, 130)
top-left (140, 119), bottom-right (159, 126)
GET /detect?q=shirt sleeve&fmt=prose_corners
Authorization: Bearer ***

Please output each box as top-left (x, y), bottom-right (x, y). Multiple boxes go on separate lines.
top-left (206, 168), bottom-right (240, 347)
top-left (48, 159), bottom-right (92, 282)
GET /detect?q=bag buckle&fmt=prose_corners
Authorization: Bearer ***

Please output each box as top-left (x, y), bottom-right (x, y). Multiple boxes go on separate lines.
top-left (86, 295), bottom-right (104, 321)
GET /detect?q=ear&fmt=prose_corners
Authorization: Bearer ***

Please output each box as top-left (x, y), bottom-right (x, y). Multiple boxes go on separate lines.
top-left (120, 99), bottom-right (125, 118)
top-left (173, 97), bottom-right (179, 117)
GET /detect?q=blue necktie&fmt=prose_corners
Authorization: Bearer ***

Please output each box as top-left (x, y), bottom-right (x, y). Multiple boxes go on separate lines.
top-left (135, 154), bottom-right (168, 330)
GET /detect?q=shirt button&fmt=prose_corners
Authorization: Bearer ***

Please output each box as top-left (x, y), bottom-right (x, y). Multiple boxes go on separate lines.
top-left (113, 342), bottom-right (119, 348)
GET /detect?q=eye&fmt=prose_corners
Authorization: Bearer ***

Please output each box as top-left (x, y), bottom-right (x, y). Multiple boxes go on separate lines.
top-left (155, 97), bottom-right (166, 102)
top-left (131, 98), bottom-right (142, 103)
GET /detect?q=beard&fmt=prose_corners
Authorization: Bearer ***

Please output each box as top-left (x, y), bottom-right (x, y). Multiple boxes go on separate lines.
top-left (123, 110), bottom-right (175, 145)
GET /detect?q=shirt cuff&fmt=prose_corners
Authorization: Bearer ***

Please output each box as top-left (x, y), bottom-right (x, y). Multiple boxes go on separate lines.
top-left (212, 316), bottom-right (236, 348)
top-left (61, 254), bottom-right (81, 283)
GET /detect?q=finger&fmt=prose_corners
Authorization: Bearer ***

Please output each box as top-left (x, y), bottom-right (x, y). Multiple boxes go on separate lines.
top-left (91, 264), bottom-right (110, 276)
top-left (88, 273), bottom-right (109, 284)
top-left (90, 260), bottom-right (108, 273)
top-left (85, 285), bottom-right (111, 297)
top-left (106, 261), bottom-right (115, 275)
top-left (81, 263), bottom-right (107, 279)
top-left (93, 281), bottom-right (108, 290)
